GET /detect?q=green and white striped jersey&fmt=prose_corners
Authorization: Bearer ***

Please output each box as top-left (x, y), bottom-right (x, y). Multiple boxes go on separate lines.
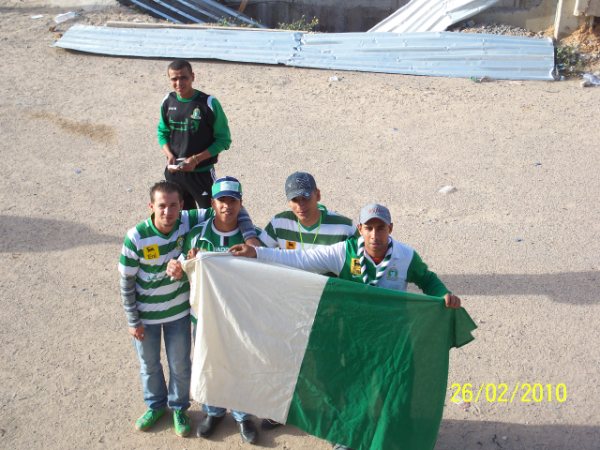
top-left (183, 218), bottom-right (248, 254)
top-left (181, 218), bottom-right (262, 322)
top-left (119, 209), bottom-right (206, 325)
top-left (259, 204), bottom-right (357, 251)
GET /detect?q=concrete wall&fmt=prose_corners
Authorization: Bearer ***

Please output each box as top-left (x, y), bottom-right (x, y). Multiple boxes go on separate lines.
top-left (224, 0), bottom-right (407, 31)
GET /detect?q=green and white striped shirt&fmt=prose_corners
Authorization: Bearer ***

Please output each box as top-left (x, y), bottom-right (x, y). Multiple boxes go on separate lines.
top-left (259, 204), bottom-right (357, 251)
top-left (181, 218), bottom-right (262, 322)
top-left (119, 209), bottom-right (205, 325)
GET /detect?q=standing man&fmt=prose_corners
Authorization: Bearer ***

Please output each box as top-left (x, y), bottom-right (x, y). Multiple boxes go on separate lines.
top-left (118, 181), bottom-right (257, 437)
top-left (259, 171), bottom-right (357, 429)
top-left (260, 171), bottom-right (357, 252)
top-left (158, 59), bottom-right (232, 210)
top-left (167, 176), bottom-right (260, 445)
top-left (231, 203), bottom-right (462, 450)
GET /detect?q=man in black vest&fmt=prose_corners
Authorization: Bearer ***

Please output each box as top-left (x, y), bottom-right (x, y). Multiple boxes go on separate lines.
top-left (158, 59), bottom-right (232, 209)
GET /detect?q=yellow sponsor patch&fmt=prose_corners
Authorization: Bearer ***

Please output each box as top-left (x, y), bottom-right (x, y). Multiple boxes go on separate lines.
top-left (143, 244), bottom-right (160, 260)
top-left (350, 258), bottom-right (361, 275)
top-left (285, 241), bottom-right (297, 250)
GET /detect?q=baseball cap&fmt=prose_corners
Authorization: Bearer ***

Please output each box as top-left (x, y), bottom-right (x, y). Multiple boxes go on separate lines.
top-left (212, 176), bottom-right (242, 200)
top-left (285, 171), bottom-right (317, 201)
top-left (359, 203), bottom-right (392, 225)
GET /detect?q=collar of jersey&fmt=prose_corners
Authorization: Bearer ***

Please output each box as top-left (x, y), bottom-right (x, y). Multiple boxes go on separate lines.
top-left (175, 89), bottom-right (200, 102)
top-left (148, 213), bottom-right (181, 239)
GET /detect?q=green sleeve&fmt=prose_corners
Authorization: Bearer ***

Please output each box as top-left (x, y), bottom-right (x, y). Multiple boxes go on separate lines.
top-left (207, 97), bottom-right (232, 156)
top-left (157, 101), bottom-right (171, 146)
top-left (406, 251), bottom-right (450, 297)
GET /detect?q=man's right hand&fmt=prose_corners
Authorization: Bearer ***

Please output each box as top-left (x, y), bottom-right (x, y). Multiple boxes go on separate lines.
top-left (166, 259), bottom-right (184, 279)
top-left (129, 325), bottom-right (145, 341)
top-left (229, 244), bottom-right (257, 258)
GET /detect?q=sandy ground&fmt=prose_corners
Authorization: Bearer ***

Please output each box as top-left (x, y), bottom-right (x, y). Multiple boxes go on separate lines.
top-left (1, 1), bottom-right (599, 449)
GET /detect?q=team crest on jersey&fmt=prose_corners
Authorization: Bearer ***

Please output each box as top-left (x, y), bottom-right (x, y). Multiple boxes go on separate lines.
top-left (176, 236), bottom-right (185, 251)
top-left (350, 258), bottom-right (361, 275)
top-left (143, 244), bottom-right (160, 260)
top-left (387, 267), bottom-right (399, 280)
top-left (191, 107), bottom-right (202, 120)
top-left (285, 241), bottom-right (297, 250)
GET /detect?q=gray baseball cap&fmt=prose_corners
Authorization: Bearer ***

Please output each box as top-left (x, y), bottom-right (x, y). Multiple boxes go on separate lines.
top-left (359, 203), bottom-right (392, 225)
top-left (285, 171), bottom-right (317, 201)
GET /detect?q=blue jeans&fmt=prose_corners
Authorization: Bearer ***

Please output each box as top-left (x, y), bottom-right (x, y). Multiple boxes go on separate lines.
top-left (192, 322), bottom-right (249, 422)
top-left (134, 315), bottom-right (191, 411)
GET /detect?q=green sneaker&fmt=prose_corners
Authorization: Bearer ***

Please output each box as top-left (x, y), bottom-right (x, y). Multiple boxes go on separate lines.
top-left (135, 408), bottom-right (165, 431)
top-left (173, 410), bottom-right (191, 437)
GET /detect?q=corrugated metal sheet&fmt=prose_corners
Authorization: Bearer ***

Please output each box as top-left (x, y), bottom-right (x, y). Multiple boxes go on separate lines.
top-left (55, 25), bottom-right (299, 64)
top-left (54, 25), bottom-right (556, 80)
top-left (291, 32), bottom-right (555, 80)
top-left (118, 0), bottom-right (265, 27)
top-left (369, 0), bottom-right (499, 33)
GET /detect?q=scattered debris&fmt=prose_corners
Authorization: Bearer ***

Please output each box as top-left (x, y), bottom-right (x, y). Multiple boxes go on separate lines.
top-left (515, 238), bottom-right (523, 242)
top-left (581, 72), bottom-right (600, 87)
top-left (74, 168), bottom-right (82, 174)
top-left (30, 15), bottom-right (44, 20)
top-left (470, 75), bottom-right (491, 83)
top-left (328, 75), bottom-right (340, 82)
top-left (438, 185), bottom-right (457, 194)
top-left (54, 11), bottom-right (78, 24)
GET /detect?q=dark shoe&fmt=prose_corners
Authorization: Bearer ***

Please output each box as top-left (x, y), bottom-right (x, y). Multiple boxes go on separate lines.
top-left (197, 414), bottom-right (224, 438)
top-left (261, 418), bottom-right (282, 430)
top-left (238, 419), bottom-right (258, 444)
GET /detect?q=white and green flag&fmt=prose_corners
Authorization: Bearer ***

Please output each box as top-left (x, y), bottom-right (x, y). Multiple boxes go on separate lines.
top-left (184, 253), bottom-right (476, 450)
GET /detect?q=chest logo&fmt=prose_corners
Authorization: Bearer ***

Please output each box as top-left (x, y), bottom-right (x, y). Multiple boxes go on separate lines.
top-left (285, 241), bottom-right (297, 250)
top-left (387, 267), bottom-right (399, 280)
top-left (143, 244), bottom-right (160, 260)
top-left (350, 258), bottom-right (361, 275)
top-left (191, 107), bottom-right (202, 120)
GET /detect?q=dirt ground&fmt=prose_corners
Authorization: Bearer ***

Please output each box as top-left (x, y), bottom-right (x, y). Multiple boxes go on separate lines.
top-left (0, 2), bottom-right (599, 449)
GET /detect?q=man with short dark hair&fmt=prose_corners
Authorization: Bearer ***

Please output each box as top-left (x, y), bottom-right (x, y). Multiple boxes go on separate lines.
top-left (118, 180), bottom-right (258, 438)
top-left (167, 176), bottom-right (260, 444)
top-left (258, 171), bottom-right (357, 430)
top-left (231, 203), bottom-right (462, 449)
top-left (158, 59), bottom-right (232, 209)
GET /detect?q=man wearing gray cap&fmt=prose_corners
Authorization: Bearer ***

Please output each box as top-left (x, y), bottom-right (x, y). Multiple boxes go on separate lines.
top-left (231, 203), bottom-right (461, 449)
top-left (258, 171), bottom-right (357, 430)
top-left (259, 171), bottom-right (357, 252)
top-left (234, 201), bottom-right (461, 307)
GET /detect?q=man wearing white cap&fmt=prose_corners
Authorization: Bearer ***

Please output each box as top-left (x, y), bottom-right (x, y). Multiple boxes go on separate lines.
top-left (230, 202), bottom-right (461, 449)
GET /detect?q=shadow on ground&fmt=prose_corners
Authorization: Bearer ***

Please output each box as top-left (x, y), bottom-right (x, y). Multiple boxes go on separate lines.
top-left (444, 272), bottom-right (598, 304)
top-left (0, 215), bottom-right (121, 252)
top-left (437, 419), bottom-right (600, 450)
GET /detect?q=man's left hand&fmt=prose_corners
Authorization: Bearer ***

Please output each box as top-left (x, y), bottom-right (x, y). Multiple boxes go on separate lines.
top-left (444, 293), bottom-right (461, 309)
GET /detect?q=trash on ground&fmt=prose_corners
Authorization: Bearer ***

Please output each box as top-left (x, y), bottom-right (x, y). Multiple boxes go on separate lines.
top-left (439, 185), bottom-right (457, 194)
top-left (328, 76), bottom-right (340, 82)
top-left (31, 15), bottom-right (44, 20)
top-left (54, 12), bottom-right (78, 24)
top-left (581, 72), bottom-right (600, 87)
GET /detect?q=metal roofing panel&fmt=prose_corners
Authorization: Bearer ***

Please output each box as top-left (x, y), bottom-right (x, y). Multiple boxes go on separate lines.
top-left (118, 0), bottom-right (265, 27)
top-left (55, 25), bottom-right (299, 64)
top-left (290, 32), bottom-right (555, 80)
top-left (369, 0), bottom-right (499, 33)
top-left (54, 26), bottom-right (555, 80)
